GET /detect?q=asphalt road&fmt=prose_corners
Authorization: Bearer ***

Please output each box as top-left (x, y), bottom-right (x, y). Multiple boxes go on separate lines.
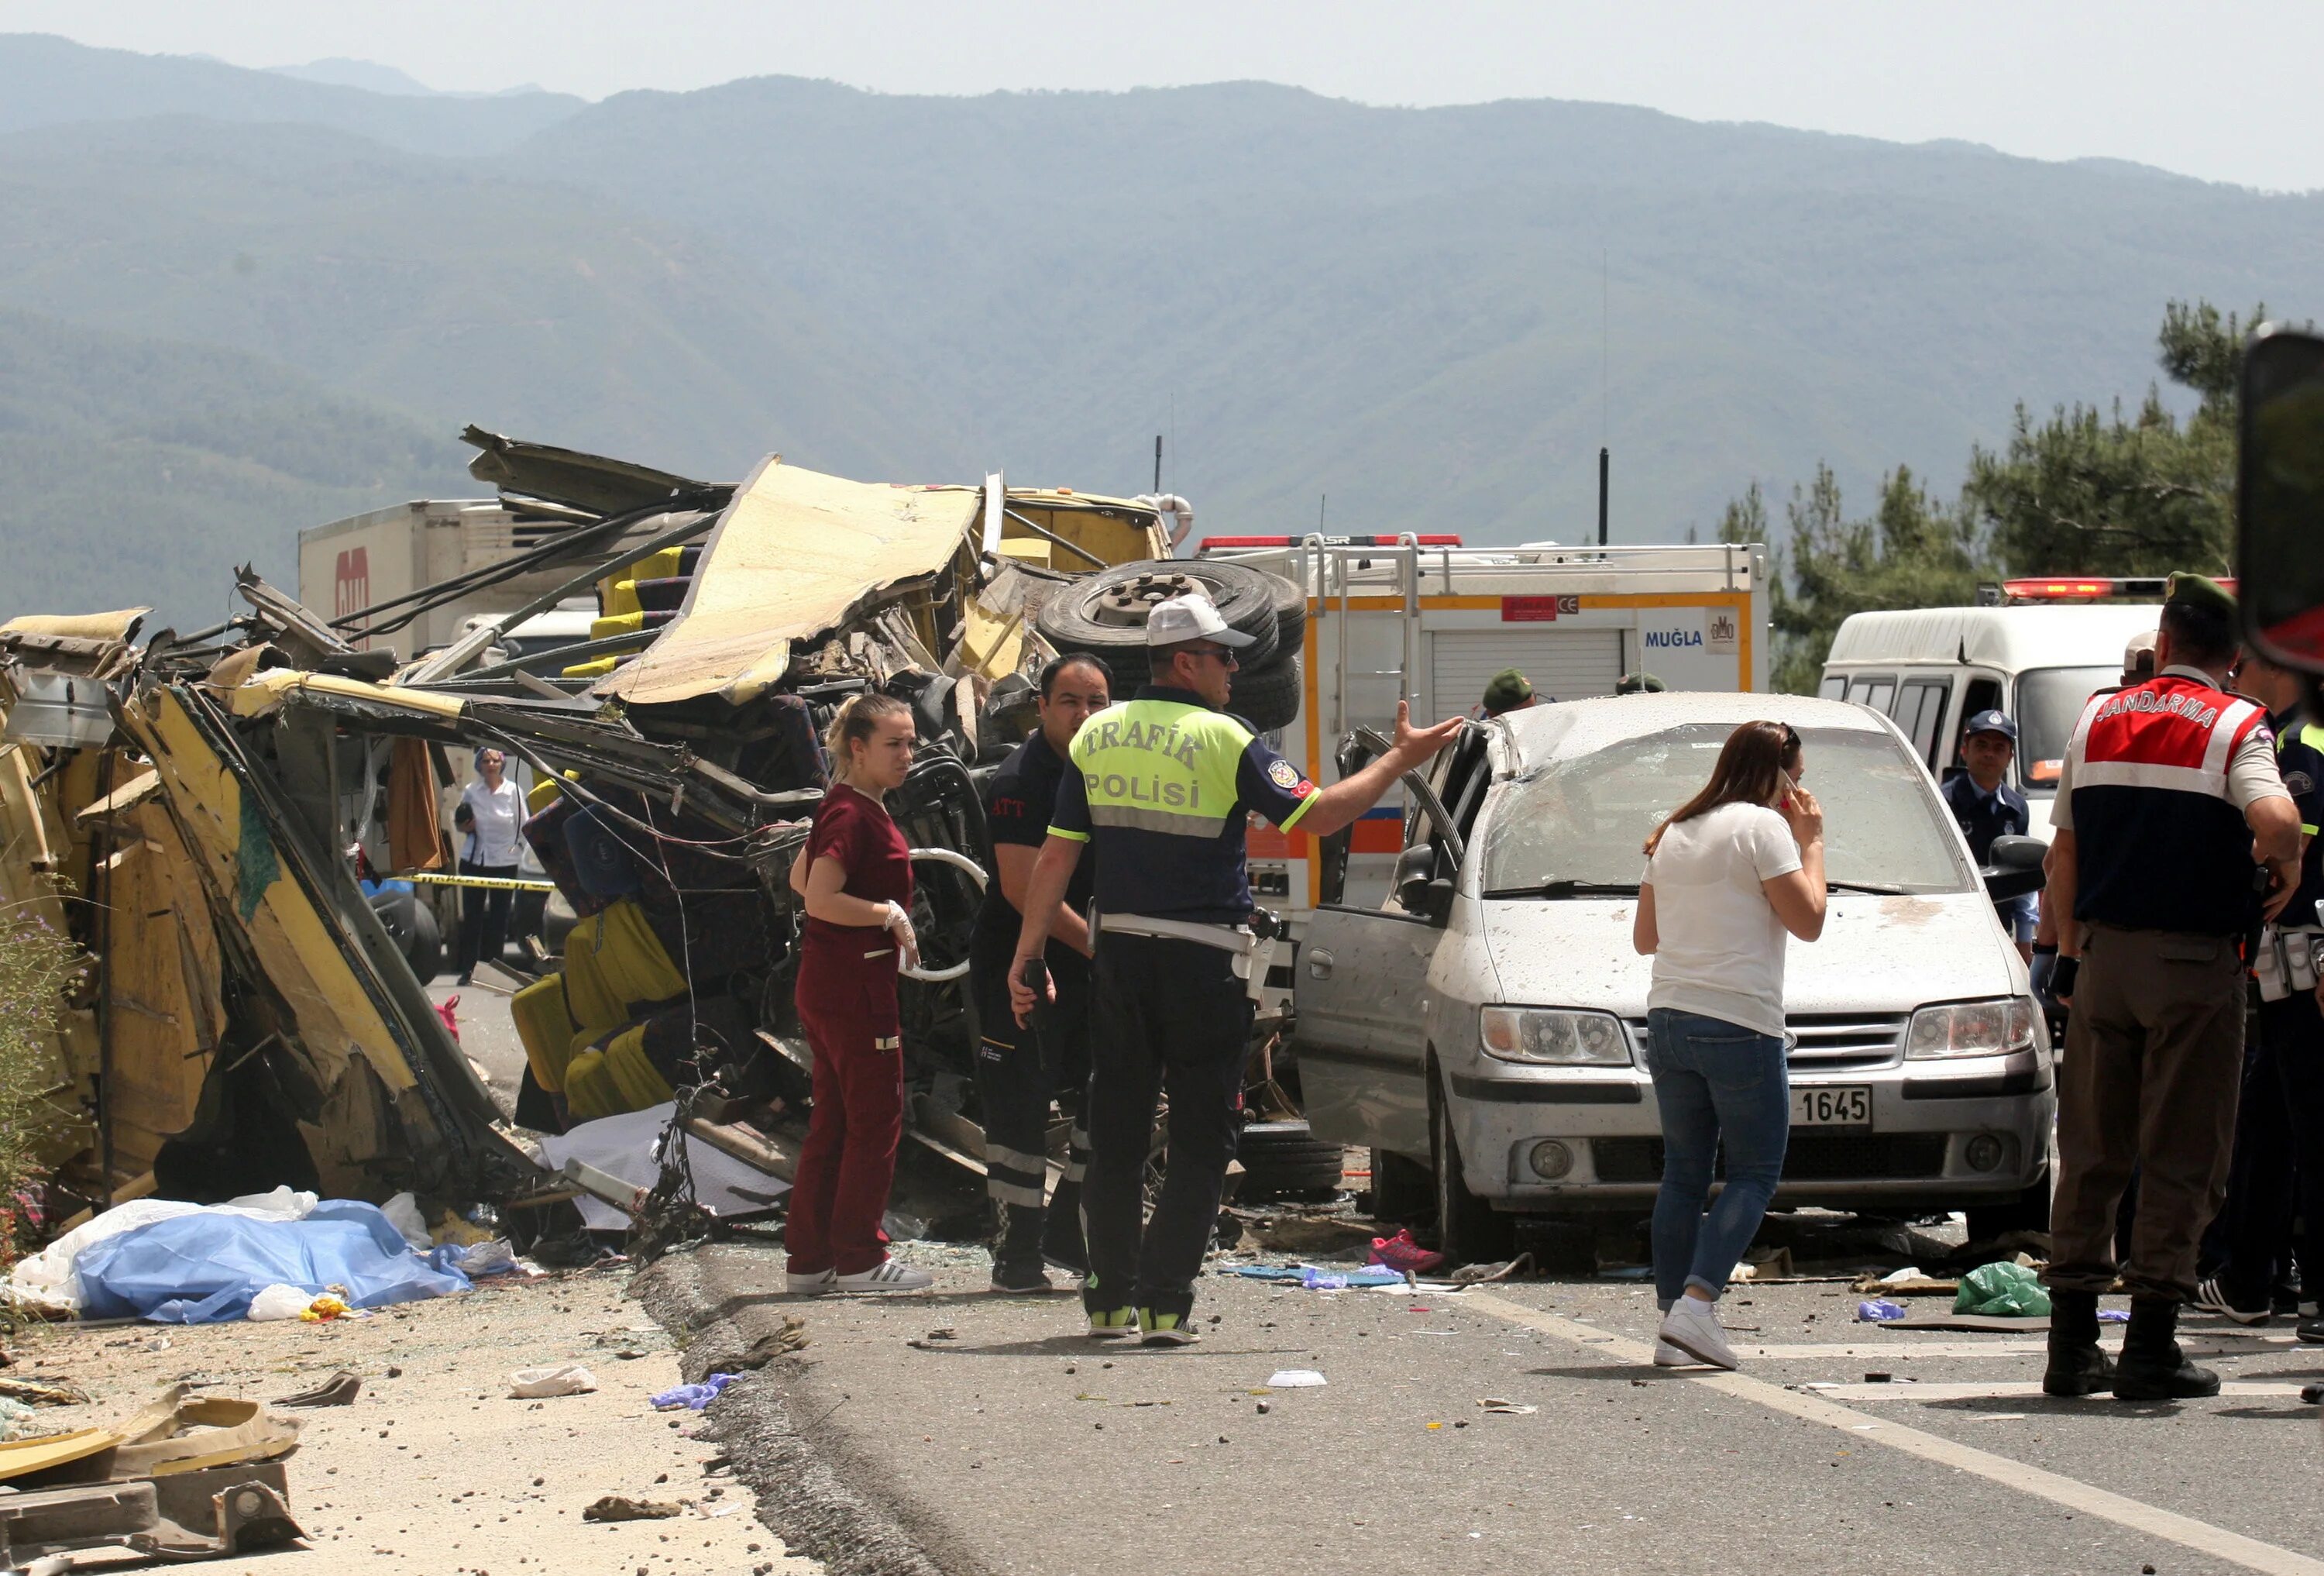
top-left (669, 1237), bottom-right (2324, 1576)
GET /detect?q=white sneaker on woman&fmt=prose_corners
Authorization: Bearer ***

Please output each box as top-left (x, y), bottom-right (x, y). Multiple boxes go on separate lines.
top-left (834, 1259), bottom-right (934, 1293)
top-left (1657, 1296), bottom-right (1740, 1370)
top-left (1652, 1338), bottom-right (1690, 1367)
top-left (785, 1268), bottom-right (836, 1296)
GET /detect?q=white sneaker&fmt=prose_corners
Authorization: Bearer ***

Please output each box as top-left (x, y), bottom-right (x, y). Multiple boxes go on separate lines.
top-left (785, 1268), bottom-right (836, 1296)
top-left (1652, 1339), bottom-right (1690, 1367)
top-left (1657, 1296), bottom-right (1739, 1370)
top-left (834, 1259), bottom-right (934, 1293)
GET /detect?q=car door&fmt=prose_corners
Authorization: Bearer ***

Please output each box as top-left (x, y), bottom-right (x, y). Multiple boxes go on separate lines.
top-left (1295, 731), bottom-right (1475, 1160)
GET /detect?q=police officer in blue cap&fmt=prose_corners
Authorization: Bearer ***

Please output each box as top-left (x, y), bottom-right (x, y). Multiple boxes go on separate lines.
top-left (1942, 710), bottom-right (2036, 960)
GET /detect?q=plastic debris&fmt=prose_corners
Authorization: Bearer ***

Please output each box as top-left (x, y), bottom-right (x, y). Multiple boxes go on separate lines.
top-left (650, 1372), bottom-right (737, 1411)
top-left (273, 1370), bottom-right (362, 1408)
top-left (1299, 1268), bottom-right (1349, 1290)
top-left (1265, 1369), bottom-right (1326, 1388)
top-left (1229, 1265), bottom-right (1404, 1288)
top-left (2098, 1309), bottom-right (2130, 1323)
top-left (508, 1364), bottom-right (598, 1399)
top-left (1477, 1397), bottom-right (1537, 1415)
top-left (380, 1192), bottom-right (431, 1251)
top-left (8, 1187), bottom-right (318, 1316)
top-left (1953, 1261), bottom-right (2051, 1319)
top-left (1856, 1299), bottom-right (1908, 1323)
top-left (299, 1293), bottom-right (351, 1323)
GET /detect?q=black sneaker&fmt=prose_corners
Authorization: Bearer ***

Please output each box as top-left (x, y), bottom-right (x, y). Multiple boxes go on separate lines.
top-left (2195, 1275), bottom-right (2271, 1327)
top-left (989, 1257), bottom-right (1056, 1294)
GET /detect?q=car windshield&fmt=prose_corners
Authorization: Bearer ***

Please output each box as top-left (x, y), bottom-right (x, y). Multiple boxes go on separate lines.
top-left (2014, 666), bottom-right (2119, 792)
top-left (1481, 723), bottom-right (1970, 896)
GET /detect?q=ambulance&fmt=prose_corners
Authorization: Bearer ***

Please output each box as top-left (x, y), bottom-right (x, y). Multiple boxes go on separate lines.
top-left (1191, 535), bottom-right (1772, 936)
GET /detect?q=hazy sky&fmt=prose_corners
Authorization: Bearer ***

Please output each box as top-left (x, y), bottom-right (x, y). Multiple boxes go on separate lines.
top-left (12, 0), bottom-right (2323, 191)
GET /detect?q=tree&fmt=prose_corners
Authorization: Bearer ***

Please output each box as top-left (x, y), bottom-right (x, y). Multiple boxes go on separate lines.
top-left (1962, 301), bottom-right (2253, 576)
top-left (1763, 464), bottom-right (1984, 693)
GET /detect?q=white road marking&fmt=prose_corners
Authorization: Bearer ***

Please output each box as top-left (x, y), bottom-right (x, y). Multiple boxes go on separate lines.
top-left (1463, 1291), bottom-right (2324, 1576)
top-left (1734, 1336), bottom-right (2284, 1359)
top-left (1819, 1380), bottom-right (2307, 1402)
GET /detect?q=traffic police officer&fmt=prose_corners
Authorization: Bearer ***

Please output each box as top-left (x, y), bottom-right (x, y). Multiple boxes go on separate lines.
top-left (1941, 709), bottom-right (2036, 958)
top-left (1009, 591), bottom-right (1463, 1344)
top-left (970, 653), bottom-right (1111, 1292)
top-left (2040, 574), bottom-right (2302, 1401)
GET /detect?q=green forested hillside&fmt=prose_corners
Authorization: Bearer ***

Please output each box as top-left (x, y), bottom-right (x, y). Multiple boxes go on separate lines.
top-left (0, 308), bottom-right (464, 620)
top-left (0, 39), bottom-right (2319, 625)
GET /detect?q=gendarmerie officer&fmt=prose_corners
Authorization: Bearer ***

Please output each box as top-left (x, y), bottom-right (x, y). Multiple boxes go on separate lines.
top-left (2040, 574), bottom-right (2302, 1400)
top-left (1008, 591), bottom-right (1462, 1345)
top-left (969, 654), bottom-right (1112, 1292)
top-left (1941, 709), bottom-right (2036, 959)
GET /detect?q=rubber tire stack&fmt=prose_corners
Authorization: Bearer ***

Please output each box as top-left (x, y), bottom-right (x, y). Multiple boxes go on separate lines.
top-left (1035, 559), bottom-right (1305, 731)
top-left (1236, 1118), bottom-right (1348, 1202)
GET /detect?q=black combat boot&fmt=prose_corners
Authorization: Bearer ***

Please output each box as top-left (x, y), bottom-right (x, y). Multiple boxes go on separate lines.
top-left (2112, 1296), bottom-right (2220, 1401)
top-left (2041, 1289), bottom-right (2117, 1396)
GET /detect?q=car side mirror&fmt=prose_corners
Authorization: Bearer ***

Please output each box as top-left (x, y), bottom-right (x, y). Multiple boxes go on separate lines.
top-left (1392, 842), bottom-right (1434, 907)
top-left (1394, 879), bottom-right (1450, 925)
top-left (1982, 833), bottom-right (2047, 903)
top-left (2240, 324), bottom-right (2324, 681)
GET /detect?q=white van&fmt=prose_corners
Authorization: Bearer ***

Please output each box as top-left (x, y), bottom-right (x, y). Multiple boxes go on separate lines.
top-left (1818, 598), bottom-right (2165, 838)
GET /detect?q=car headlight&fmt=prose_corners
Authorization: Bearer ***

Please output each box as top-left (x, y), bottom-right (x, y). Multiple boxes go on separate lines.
top-left (1480, 1007), bottom-right (1630, 1066)
top-left (1906, 996), bottom-right (2037, 1059)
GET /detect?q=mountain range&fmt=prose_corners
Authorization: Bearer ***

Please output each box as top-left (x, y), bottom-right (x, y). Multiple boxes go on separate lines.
top-left (1, 32), bottom-right (2319, 627)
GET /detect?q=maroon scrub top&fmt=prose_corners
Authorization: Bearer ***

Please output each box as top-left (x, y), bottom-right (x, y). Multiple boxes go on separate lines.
top-left (798, 783), bottom-right (913, 991)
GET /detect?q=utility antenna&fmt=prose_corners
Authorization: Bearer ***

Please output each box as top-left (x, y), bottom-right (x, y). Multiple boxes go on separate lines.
top-left (1153, 435), bottom-right (1163, 494)
top-left (1319, 494), bottom-right (1327, 532)
top-left (1601, 243), bottom-right (1610, 444)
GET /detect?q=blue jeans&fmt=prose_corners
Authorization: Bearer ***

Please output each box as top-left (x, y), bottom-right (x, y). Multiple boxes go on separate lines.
top-left (1646, 1008), bottom-right (1790, 1305)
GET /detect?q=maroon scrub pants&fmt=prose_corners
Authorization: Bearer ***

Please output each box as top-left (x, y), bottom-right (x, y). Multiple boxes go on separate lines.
top-left (785, 950), bottom-right (906, 1277)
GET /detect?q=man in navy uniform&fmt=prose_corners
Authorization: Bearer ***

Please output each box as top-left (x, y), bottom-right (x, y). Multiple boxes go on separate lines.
top-left (2040, 574), bottom-right (2302, 1401)
top-left (1942, 710), bottom-right (2036, 959)
top-left (971, 654), bottom-right (1112, 1292)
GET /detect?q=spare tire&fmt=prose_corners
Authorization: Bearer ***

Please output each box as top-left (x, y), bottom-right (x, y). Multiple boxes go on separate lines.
top-left (1228, 656), bottom-right (1302, 734)
top-left (1264, 568), bottom-right (1307, 652)
top-left (1237, 1118), bottom-right (1348, 1201)
top-left (1037, 561), bottom-right (1283, 671)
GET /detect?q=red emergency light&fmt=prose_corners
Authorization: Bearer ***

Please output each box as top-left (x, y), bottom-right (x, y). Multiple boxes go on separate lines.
top-left (1999, 575), bottom-right (2237, 604)
top-left (1198, 535), bottom-right (1464, 549)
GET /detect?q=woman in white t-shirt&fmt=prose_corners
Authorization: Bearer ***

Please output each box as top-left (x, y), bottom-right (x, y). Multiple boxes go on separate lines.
top-left (1631, 721), bottom-right (1827, 1371)
top-left (453, 748), bottom-right (524, 985)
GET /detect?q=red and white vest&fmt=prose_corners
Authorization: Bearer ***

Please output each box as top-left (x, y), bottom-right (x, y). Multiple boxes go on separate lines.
top-left (2066, 672), bottom-right (2272, 936)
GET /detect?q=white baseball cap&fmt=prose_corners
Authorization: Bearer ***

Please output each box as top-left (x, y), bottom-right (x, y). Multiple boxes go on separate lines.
top-left (1144, 591), bottom-right (1257, 649)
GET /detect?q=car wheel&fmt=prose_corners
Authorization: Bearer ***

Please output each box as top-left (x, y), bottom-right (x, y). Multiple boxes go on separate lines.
top-left (1430, 1072), bottom-right (1514, 1267)
top-left (1964, 1165), bottom-right (2052, 1242)
top-left (404, 898), bottom-right (445, 984)
top-left (1226, 656), bottom-right (1301, 733)
top-left (1370, 1147), bottom-right (1432, 1222)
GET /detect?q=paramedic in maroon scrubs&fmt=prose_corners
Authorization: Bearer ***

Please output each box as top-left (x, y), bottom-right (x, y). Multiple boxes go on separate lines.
top-left (783, 693), bottom-right (933, 1294)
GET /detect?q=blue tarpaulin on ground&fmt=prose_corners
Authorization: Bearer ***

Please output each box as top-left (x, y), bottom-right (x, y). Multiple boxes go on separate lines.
top-left (72, 1200), bottom-right (473, 1323)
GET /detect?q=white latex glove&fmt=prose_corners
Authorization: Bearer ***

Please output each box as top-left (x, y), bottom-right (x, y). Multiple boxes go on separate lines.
top-left (882, 900), bottom-right (921, 971)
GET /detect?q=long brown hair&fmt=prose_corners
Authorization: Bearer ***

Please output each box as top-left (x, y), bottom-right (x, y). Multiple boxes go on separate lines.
top-left (1644, 721), bottom-right (1801, 855)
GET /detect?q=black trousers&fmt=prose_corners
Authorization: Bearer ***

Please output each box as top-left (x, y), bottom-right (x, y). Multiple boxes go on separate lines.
top-left (2230, 988), bottom-right (2324, 1305)
top-left (456, 860), bottom-right (517, 977)
top-left (1082, 932), bottom-right (1252, 1320)
top-left (972, 939), bottom-right (1092, 1261)
top-left (2207, 1004), bottom-right (2297, 1304)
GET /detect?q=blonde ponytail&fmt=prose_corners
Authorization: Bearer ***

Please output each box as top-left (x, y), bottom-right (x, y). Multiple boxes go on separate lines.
top-left (824, 692), bottom-right (914, 766)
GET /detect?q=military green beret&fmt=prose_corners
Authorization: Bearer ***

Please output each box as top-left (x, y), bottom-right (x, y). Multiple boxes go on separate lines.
top-left (1481, 669), bottom-right (1533, 714)
top-left (1615, 672), bottom-right (1667, 694)
top-left (2164, 573), bottom-right (2236, 619)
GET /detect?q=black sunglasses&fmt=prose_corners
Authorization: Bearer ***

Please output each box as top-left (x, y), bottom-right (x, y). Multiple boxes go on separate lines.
top-left (1184, 645), bottom-right (1240, 666)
